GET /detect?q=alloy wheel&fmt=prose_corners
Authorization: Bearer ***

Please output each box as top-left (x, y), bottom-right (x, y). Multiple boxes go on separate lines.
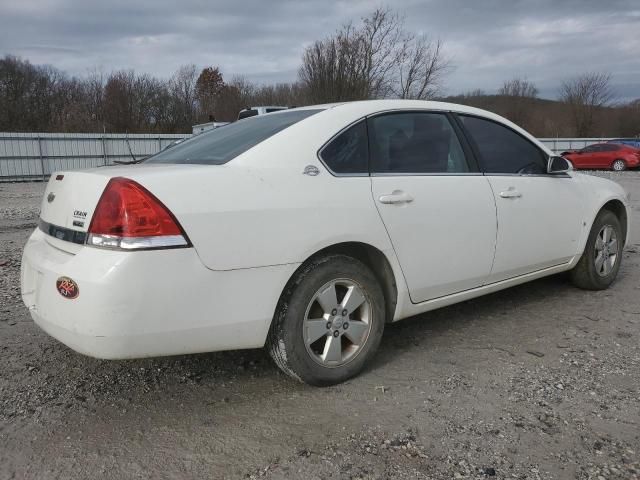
top-left (594, 224), bottom-right (618, 277)
top-left (303, 278), bottom-right (372, 367)
top-left (612, 160), bottom-right (626, 171)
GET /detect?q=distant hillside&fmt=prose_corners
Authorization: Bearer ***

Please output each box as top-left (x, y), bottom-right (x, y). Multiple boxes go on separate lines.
top-left (437, 94), bottom-right (640, 138)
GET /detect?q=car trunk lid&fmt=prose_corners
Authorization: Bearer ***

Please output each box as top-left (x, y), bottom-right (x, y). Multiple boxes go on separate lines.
top-left (40, 171), bottom-right (111, 235)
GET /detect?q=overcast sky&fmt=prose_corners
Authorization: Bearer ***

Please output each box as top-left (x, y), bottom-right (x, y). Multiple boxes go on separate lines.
top-left (1, 0), bottom-right (639, 101)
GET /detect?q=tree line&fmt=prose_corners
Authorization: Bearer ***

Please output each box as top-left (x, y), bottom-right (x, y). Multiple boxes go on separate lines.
top-left (0, 7), bottom-right (638, 137)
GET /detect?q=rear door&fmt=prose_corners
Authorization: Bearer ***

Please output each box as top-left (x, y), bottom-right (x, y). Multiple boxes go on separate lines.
top-left (369, 111), bottom-right (497, 303)
top-left (457, 114), bottom-right (585, 282)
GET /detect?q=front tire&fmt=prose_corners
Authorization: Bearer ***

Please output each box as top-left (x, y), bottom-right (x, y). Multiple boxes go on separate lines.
top-left (612, 159), bottom-right (626, 171)
top-left (570, 209), bottom-right (623, 290)
top-left (267, 254), bottom-right (385, 386)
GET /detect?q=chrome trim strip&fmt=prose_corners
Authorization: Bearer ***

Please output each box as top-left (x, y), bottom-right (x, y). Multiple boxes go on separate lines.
top-left (482, 173), bottom-right (572, 178)
top-left (38, 219), bottom-right (189, 250)
top-left (371, 172), bottom-right (482, 177)
top-left (87, 234), bottom-right (188, 250)
top-left (38, 219), bottom-right (87, 245)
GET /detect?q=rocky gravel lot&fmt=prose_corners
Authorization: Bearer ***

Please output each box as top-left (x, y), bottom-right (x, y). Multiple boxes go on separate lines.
top-left (1, 173), bottom-right (639, 480)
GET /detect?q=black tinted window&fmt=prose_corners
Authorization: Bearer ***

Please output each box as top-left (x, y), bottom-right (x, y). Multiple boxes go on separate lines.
top-left (238, 109), bottom-right (258, 119)
top-left (368, 112), bottom-right (469, 173)
top-left (460, 115), bottom-right (546, 174)
top-left (320, 121), bottom-right (368, 174)
top-left (147, 110), bottom-right (320, 165)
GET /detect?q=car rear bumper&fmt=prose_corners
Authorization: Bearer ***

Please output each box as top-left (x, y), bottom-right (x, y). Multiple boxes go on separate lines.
top-left (21, 228), bottom-right (299, 359)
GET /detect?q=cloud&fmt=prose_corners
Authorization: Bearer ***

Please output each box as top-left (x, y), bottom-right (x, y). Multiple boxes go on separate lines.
top-left (1, 0), bottom-right (639, 100)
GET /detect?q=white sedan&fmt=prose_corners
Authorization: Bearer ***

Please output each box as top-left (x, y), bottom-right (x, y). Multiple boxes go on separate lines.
top-left (21, 100), bottom-right (630, 386)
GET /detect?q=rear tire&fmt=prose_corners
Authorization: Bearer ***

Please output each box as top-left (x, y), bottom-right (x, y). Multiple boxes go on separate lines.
top-left (570, 210), bottom-right (623, 290)
top-left (612, 159), bottom-right (626, 171)
top-left (267, 254), bottom-right (385, 386)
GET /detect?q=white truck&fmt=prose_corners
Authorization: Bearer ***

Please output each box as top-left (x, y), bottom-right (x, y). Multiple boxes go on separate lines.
top-left (237, 106), bottom-right (288, 120)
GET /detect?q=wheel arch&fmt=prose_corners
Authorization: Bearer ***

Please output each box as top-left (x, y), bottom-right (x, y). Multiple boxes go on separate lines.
top-left (276, 242), bottom-right (400, 324)
top-left (600, 199), bottom-right (628, 245)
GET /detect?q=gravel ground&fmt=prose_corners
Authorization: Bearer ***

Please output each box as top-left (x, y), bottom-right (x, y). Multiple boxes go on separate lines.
top-left (1, 173), bottom-right (639, 480)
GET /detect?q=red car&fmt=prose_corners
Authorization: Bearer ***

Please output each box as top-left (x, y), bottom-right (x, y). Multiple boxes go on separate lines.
top-left (562, 143), bottom-right (640, 171)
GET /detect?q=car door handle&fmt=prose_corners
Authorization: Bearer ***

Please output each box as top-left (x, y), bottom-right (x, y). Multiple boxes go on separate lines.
top-left (499, 188), bottom-right (522, 199)
top-left (378, 191), bottom-right (414, 204)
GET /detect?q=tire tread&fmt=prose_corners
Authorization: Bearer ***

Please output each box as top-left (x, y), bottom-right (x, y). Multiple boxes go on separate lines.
top-left (570, 209), bottom-right (622, 290)
top-left (266, 254), bottom-right (384, 385)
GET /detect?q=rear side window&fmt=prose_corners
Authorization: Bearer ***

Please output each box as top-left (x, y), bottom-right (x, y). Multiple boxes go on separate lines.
top-left (368, 112), bottom-right (469, 174)
top-left (320, 121), bottom-right (368, 174)
top-left (459, 115), bottom-right (547, 174)
top-left (147, 109), bottom-right (320, 165)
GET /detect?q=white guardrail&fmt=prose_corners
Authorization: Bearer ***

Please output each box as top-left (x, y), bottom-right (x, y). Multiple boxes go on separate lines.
top-left (0, 132), bottom-right (610, 181)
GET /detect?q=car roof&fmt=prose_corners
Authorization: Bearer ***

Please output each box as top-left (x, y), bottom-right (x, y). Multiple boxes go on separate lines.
top-left (307, 99), bottom-right (546, 150)
top-left (325, 99), bottom-right (506, 116)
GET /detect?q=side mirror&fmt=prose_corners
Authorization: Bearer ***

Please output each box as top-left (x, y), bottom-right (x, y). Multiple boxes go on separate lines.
top-left (547, 156), bottom-right (573, 174)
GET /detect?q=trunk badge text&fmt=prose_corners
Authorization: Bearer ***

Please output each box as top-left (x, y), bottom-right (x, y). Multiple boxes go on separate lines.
top-left (303, 165), bottom-right (320, 176)
top-left (47, 192), bottom-right (55, 203)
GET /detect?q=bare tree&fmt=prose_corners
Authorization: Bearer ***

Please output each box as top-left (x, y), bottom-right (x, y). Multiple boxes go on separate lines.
top-left (359, 8), bottom-right (405, 98)
top-left (560, 72), bottom-right (614, 136)
top-left (167, 64), bottom-right (198, 131)
top-left (0, 55), bottom-right (68, 131)
top-left (299, 24), bottom-right (369, 103)
top-left (396, 37), bottom-right (449, 99)
top-left (299, 7), bottom-right (449, 103)
top-left (228, 75), bottom-right (256, 107)
top-left (498, 78), bottom-right (538, 98)
top-left (497, 77), bottom-right (539, 127)
top-left (83, 68), bottom-right (106, 129)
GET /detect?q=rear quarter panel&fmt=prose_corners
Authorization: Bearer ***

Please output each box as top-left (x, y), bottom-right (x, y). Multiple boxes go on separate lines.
top-left (125, 109), bottom-right (396, 271)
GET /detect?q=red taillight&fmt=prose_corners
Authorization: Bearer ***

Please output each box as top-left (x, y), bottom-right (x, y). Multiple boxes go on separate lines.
top-left (87, 177), bottom-right (189, 250)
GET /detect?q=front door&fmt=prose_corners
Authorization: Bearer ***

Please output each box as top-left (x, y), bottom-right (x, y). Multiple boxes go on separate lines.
top-left (457, 114), bottom-right (585, 283)
top-left (368, 111), bottom-right (497, 303)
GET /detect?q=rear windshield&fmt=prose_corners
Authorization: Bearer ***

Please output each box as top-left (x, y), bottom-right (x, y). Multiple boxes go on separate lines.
top-left (147, 109), bottom-right (320, 165)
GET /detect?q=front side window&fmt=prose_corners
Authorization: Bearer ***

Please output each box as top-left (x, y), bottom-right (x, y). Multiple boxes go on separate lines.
top-left (319, 120), bottom-right (368, 174)
top-left (459, 115), bottom-right (547, 174)
top-left (368, 112), bottom-right (469, 174)
top-left (147, 109), bottom-right (320, 165)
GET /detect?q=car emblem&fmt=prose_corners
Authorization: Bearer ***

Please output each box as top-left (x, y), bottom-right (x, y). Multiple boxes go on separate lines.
top-left (56, 276), bottom-right (79, 299)
top-left (303, 165), bottom-right (320, 176)
top-left (47, 192), bottom-right (55, 203)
